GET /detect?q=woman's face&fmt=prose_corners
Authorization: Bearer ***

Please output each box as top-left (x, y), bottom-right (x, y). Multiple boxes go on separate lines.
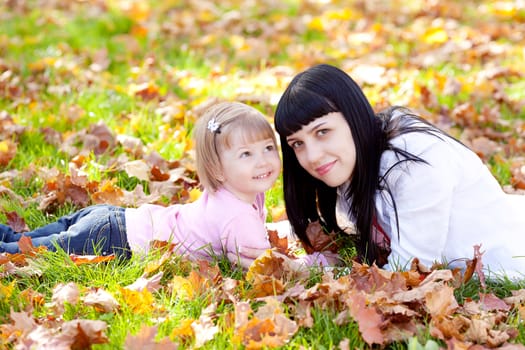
top-left (285, 112), bottom-right (356, 187)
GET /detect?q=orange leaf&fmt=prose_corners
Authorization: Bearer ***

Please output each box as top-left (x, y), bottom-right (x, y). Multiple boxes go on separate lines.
top-left (267, 229), bottom-right (289, 255)
top-left (70, 254), bottom-right (115, 265)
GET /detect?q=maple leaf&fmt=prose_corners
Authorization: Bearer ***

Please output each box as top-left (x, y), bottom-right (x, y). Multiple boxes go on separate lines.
top-left (17, 235), bottom-right (47, 256)
top-left (171, 318), bottom-right (195, 341)
top-left (305, 220), bottom-right (339, 253)
top-left (119, 287), bottom-right (155, 314)
top-left (234, 298), bottom-right (298, 349)
top-left (19, 287), bottom-right (45, 308)
top-left (83, 288), bottom-right (120, 313)
top-left (345, 290), bottom-right (385, 346)
top-left (424, 285), bottom-right (459, 317)
top-left (51, 282), bottom-right (80, 315)
top-left (151, 165), bottom-right (170, 181)
top-left (0, 139), bottom-right (17, 166)
top-left (10, 308), bottom-right (37, 335)
top-left (60, 319), bottom-right (109, 349)
top-left (267, 228), bottom-right (289, 255)
top-left (125, 271), bottom-right (164, 293)
top-left (192, 312), bottom-right (219, 348)
top-left (125, 325), bottom-right (179, 350)
top-left (5, 211), bottom-right (29, 232)
top-left (473, 244), bottom-right (486, 289)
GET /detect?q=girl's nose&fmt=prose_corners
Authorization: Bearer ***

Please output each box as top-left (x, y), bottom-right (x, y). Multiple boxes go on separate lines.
top-left (256, 153), bottom-right (270, 166)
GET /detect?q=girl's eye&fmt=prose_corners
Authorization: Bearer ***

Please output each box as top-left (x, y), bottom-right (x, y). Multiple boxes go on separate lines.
top-left (265, 144), bottom-right (275, 151)
top-left (240, 151), bottom-right (251, 158)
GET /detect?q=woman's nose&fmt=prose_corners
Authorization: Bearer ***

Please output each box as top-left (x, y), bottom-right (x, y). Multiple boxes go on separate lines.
top-left (305, 144), bottom-right (322, 164)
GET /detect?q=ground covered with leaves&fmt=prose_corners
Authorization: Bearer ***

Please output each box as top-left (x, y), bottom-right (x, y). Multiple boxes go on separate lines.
top-left (0, 0), bottom-right (525, 349)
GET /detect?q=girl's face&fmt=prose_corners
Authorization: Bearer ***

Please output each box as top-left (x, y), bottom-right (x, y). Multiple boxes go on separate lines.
top-left (218, 132), bottom-right (281, 204)
top-left (285, 112), bottom-right (356, 187)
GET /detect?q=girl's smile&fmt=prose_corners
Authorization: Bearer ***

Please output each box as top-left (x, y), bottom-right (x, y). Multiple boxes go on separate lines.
top-left (219, 135), bottom-right (281, 203)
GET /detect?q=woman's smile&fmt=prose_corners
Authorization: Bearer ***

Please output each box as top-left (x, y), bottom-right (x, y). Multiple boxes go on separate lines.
top-left (286, 112), bottom-right (356, 187)
top-left (315, 160), bottom-right (336, 176)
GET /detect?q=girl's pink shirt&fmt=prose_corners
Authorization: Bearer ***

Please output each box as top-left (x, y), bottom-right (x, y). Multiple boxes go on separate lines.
top-left (125, 188), bottom-right (270, 260)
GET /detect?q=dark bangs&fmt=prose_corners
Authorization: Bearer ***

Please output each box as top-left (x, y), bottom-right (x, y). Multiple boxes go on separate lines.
top-left (275, 86), bottom-right (338, 137)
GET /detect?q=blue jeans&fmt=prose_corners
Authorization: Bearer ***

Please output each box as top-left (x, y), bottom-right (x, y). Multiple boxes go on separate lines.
top-left (0, 205), bottom-right (130, 258)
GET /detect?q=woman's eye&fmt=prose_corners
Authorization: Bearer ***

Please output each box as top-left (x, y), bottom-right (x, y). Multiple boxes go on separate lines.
top-left (317, 129), bottom-right (329, 136)
top-left (289, 141), bottom-right (302, 149)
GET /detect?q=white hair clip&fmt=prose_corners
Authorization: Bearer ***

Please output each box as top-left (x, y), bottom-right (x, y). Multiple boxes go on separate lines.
top-left (207, 118), bottom-right (221, 133)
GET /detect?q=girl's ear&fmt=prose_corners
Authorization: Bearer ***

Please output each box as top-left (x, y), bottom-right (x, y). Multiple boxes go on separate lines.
top-left (215, 169), bottom-right (225, 182)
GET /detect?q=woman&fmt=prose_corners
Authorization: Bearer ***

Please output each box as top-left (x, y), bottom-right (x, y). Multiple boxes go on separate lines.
top-left (273, 63), bottom-right (525, 279)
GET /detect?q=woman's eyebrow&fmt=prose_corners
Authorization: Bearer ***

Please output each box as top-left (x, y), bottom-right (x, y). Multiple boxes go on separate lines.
top-left (307, 120), bottom-right (327, 132)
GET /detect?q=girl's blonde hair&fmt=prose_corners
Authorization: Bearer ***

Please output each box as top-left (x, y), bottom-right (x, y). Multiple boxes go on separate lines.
top-left (194, 101), bottom-right (277, 192)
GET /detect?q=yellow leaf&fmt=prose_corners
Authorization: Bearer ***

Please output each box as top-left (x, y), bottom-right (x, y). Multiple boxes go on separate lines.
top-left (307, 17), bottom-right (324, 31)
top-left (171, 318), bottom-right (195, 339)
top-left (0, 140), bottom-right (8, 153)
top-left (422, 27), bottom-right (448, 44)
top-left (119, 0), bottom-right (150, 22)
top-left (170, 275), bottom-right (194, 300)
top-left (119, 287), bottom-right (155, 314)
top-left (488, 2), bottom-right (518, 18)
top-left (0, 281), bottom-right (16, 300)
top-left (326, 8), bottom-right (354, 21)
top-left (189, 188), bottom-right (202, 202)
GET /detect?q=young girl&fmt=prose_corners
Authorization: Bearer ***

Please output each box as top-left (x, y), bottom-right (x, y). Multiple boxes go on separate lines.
top-left (273, 63), bottom-right (525, 279)
top-left (0, 102), bottom-right (327, 268)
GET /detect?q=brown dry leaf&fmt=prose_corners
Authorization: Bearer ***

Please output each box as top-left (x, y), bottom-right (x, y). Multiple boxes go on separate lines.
top-left (60, 319), bottom-right (109, 348)
top-left (473, 244), bottom-right (486, 289)
top-left (125, 271), bottom-right (163, 293)
top-left (0, 139), bottom-right (17, 166)
top-left (305, 220), bottom-right (338, 253)
top-left (9, 309), bottom-right (37, 335)
top-left (345, 290), bottom-right (384, 346)
top-left (91, 179), bottom-right (125, 205)
top-left (18, 235), bottom-right (42, 255)
top-left (51, 282), bottom-right (80, 315)
top-left (123, 159), bottom-right (151, 181)
top-left (192, 303), bottom-right (219, 347)
top-left (246, 249), bottom-right (285, 282)
top-left (151, 165), bottom-right (170, 181)
top-left (424, 285), bottom-right (459, 317)
top-left (478, 293), bottom-right (510, 312)
top-left (267, 228), bottom-right (289, 255)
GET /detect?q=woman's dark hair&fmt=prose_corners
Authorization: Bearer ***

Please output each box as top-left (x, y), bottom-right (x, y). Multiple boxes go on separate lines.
top-left (274, 63), bottom-right (439, 265)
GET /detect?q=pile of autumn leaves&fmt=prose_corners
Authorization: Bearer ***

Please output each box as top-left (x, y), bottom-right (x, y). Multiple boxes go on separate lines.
top-left (1, 233), bottom-right (525, 349)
